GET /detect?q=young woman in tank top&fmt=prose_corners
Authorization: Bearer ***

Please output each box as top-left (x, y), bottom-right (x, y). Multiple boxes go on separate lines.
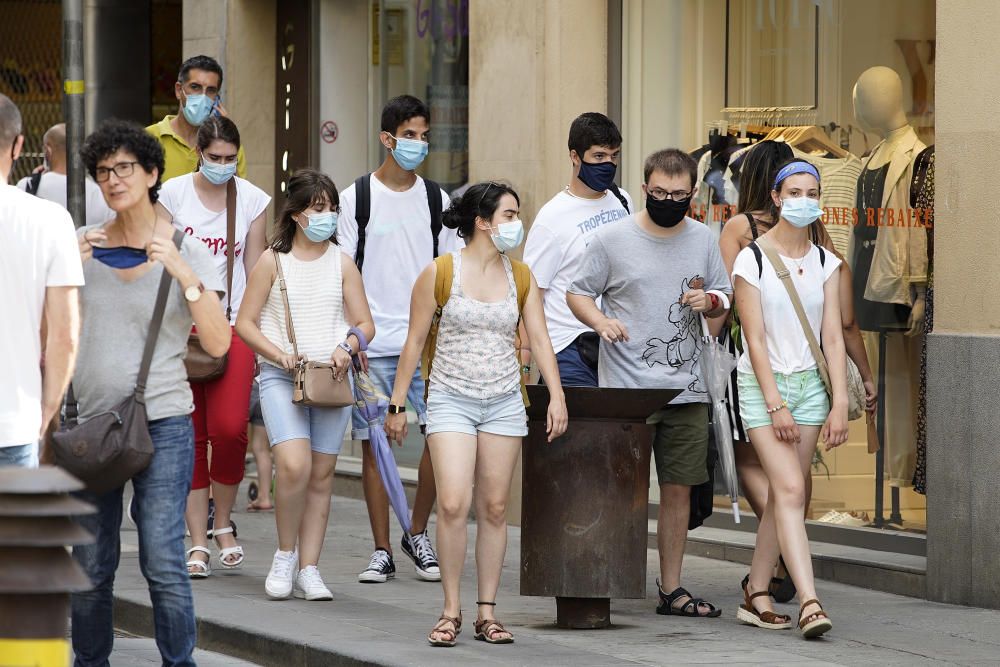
top-left (384, 181), bottom-right (568, 647)
top-left (236, 169), bottom-right (375, 602)
top-left (716, 142), bottom-right (877, 602)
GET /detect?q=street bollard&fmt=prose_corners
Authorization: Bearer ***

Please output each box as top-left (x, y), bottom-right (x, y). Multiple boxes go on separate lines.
top-left (520, 386), bottom-right (680, 629)
top-left (0, 466), bottom-right (95, 667)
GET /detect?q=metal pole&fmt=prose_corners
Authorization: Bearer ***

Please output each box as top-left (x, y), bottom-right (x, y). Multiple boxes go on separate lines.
top-left (63, 0), bottom-right (86, 229)
top-left (874, 332), bottom-right (887, 527)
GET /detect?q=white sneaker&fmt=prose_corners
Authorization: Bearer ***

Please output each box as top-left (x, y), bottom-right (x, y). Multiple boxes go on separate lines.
top-left (294, 565), bottom-right (333, 601)
top-left (265, 549), bottom-right (297, 600)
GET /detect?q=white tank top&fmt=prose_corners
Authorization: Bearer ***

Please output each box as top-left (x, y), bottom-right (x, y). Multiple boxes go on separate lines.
top-left (259, 244), bottom-right (348, 366)
top-left (429, 251), bottom-right (521, 399)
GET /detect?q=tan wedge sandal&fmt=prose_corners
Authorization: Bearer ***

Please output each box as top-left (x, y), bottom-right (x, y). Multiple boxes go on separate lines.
top-left (427, 613), bottom-right (462, 647)
top-left (736, 576), bottom-right (793, 629)
top-left (798, 598), bottom-right (833, 638)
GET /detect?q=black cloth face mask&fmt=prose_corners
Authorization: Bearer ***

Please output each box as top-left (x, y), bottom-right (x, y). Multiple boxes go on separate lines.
top-left (646, 194), bottom-right (691, 228)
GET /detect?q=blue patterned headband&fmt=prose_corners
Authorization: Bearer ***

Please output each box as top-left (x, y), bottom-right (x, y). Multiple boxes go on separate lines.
top-left (773, 162), bottom-right (820, 190)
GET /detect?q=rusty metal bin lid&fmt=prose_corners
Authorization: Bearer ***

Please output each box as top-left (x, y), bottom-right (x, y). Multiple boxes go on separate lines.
top-left (0, 493), bottom-right (95, 517)
top-left (525, 385), bottom-right (681, 421)
top-left (0, 517), bottom-right (95, 547)
top-left (0, 466), bottom-right (84, 494)
top-left (0, 547), bottom-right (92, 593)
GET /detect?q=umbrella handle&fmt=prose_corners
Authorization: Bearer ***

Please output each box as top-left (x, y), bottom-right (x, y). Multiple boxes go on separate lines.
top-left (700, 314), bottom-right (712, 339)
top-left (732, 501), bottom-right (741, 524)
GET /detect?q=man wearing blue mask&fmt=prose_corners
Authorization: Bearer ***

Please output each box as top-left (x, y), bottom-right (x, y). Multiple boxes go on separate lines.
top-left (147, 55), bottom-right (247, 183)
top-left (337, 94), bottom-right (462, 586)
top-left (522, 112), bottom-right (633, 388)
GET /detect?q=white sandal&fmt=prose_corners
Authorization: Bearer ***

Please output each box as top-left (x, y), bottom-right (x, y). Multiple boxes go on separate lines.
top-left (186, 546), bottom-right (211, 578)
top-left (213, 525), bottom-right (244, 569)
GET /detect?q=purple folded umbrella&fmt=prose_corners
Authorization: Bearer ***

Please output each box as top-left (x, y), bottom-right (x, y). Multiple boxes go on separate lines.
top-left (354, 366), bottom-right (412, 534)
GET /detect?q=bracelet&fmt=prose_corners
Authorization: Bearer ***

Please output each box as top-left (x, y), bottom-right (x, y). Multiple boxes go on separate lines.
top-left (347, 326), bottom-right (369, 352)
top-left (766, 400), bottom-right (788, 415)
top-left (708, 292), bottom-right (720, 311)
top-left (337, 341), bottom-right (354, 356)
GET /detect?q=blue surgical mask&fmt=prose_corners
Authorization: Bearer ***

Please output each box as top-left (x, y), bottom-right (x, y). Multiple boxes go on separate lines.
top-left (300, 212), bottom-right (338, 242)
top-left (182, 93), bottom-right (214, 126)
top-left (577, 160), bottom-right (617, 192)
top-left (390, 136), bottom-right (429, 171)
top-left (488, 219), bottom-right (525, 253)
top-left (780, 197), bottom-right (824, 228)
top-left (200, 160), bottom-right (236, 185)
top-left (93, 246), bottom-right (148, 269)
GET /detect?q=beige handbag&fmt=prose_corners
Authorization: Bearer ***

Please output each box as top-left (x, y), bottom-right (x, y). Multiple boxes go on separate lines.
top-left (185, 178), bottom-right (236, 382)
top-left (757, 237), bottom-right (866, 421)
top-left (273, 252), bottom-right (354, 407)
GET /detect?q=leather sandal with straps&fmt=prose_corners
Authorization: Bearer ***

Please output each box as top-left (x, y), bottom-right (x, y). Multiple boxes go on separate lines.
top-left (736, 576), bottom-right (792, 629)
top-left (428, 613), bottom-right (462, 647)
top-left (474, 601), bottom-right (514, 644)
top-left (798, 598), bottom-right (833, 638)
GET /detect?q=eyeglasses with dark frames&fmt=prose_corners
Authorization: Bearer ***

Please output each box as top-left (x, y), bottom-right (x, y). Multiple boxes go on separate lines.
top-left (94, 161), bottom-right (139, 183)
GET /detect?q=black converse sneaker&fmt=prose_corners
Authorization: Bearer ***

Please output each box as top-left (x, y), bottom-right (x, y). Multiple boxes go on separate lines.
top-left (401, 530), bottom-right (441, 581)
top-left (358, 548), bottom-right (396, 583)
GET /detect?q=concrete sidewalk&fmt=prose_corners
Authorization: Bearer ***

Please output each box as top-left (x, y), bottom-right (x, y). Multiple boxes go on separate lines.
top-left (111, 488), bottom-right (1000, 666)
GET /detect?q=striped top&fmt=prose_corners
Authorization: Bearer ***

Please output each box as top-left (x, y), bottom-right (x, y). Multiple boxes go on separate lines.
top-left (259, 244), bottom-right (348, 367)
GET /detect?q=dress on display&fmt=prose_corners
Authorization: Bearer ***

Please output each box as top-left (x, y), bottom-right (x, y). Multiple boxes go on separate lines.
top-left (912, 146), bottom-right (934, 495)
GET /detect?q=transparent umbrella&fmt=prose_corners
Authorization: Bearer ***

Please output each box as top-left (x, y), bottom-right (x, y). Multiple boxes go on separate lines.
top-left (353, 360), bottom-right (412, 534)
top-left (699, 316), bottom-right (741, 523)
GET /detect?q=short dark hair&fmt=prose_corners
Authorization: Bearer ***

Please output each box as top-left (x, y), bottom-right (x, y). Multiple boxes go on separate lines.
top-left (196, 115), bottom-right (241, 152)
top-left (80, 119), bottom-right (165, 203)
top-left (178, 55), bottom-right (224, 88)
top-left (567, 112), bottom-right (622, 158)
top-left (442, 181), bottom-right (520, 240)
top-left (0, 93), bottom-right (22, 151)
top-left (271, 169), bottom-right (340, 253)
top-left (643, 148), bottom-right (698, 189)
top-left (380, 95), bottom-right (430, 134)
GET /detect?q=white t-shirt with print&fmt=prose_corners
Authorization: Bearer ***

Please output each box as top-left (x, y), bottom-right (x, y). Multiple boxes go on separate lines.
top-left (17, 172), bottom-right (115, 227)
top-left (522, 188), bottom-right (633, 353)
top-left (0, 184), bottom-right (85, 447)
top-left (337, 174), bottom-right (461, 358)
top-left (731, 243), bottom-right (841, 375)
top-left (158, 174), bottom-right (271, 323)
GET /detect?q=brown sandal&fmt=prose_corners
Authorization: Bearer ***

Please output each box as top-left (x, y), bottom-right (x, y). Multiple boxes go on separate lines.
top-left (474, 618), bottom-right (514, 644)
top-left (798, 598), bottom-right (833, 638)
top-left (428, 614), bottom-right (462, 647)
top-left (736, 576), bottom-right (793, 629)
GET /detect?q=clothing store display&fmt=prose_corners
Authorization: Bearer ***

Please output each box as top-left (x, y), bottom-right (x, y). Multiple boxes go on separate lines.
top-left (912, 146), bottom-right (934, 495)
top-left (794, 150), bottom-right (862, 256)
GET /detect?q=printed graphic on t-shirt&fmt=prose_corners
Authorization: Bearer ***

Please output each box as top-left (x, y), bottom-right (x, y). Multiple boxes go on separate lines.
top-left (181, 225), bottom-right (243, 258)
top-left (575, 207), bottom-right (631, 245)
top-left (641, 275), bottom-right (706, 394)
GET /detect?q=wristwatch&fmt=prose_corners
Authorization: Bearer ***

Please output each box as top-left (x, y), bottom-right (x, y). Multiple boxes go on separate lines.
top-left (388, 404), bottom-right (407, 414)
top-left (184, 282), bottom-right (205, 303)
top-left (337, 341), bottom-right (354, 356)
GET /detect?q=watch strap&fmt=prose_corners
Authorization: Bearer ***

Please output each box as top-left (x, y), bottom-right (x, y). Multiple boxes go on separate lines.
top-left (388, 404), bottom-right (406, 414)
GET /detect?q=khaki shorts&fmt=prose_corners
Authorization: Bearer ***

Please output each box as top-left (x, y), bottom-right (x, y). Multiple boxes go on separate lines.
top-left (646, 403), bottom-right (710, 486)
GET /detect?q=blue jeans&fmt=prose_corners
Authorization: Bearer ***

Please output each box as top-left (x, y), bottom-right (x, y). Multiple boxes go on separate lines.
top-left (554, 339), bottom-right (598, 388)
top-left (71, 415), bottom-right (197, 667)
top-left (0, 442), bottom-right (38, 467)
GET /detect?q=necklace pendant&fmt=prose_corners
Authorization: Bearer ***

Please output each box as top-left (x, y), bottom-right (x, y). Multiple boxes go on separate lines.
top-left (798, 267), bottom-right (804, 275)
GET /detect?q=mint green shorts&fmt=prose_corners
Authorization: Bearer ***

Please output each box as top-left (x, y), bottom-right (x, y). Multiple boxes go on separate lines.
top-left (737, 369), bottom-right (829, 431)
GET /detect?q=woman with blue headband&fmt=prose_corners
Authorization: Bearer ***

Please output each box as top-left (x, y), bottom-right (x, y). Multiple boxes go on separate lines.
top-left (730, 158), bottom-right (847, 639)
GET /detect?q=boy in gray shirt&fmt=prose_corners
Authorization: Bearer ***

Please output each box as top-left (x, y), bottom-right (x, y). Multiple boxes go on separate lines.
top-left (568, 148), bottom-right (730, 619)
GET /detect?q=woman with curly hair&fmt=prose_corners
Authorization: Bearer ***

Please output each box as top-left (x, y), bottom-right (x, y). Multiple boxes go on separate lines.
top-left (70, 119), bottom-right (231, 666)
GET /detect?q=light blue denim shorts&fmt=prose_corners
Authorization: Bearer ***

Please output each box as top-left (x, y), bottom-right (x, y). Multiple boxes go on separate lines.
top-left (351, 355), bottom-right (428, 440)
top-left (426, 388), bottom-right (528, 438)
top-left (737, 369), bottom-right (830, 431)
top-left (258, 362), bottom-right (351, 455)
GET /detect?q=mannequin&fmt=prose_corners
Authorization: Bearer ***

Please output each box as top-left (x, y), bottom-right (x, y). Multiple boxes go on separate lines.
top-left (850, 66), bottom-right (926, 498)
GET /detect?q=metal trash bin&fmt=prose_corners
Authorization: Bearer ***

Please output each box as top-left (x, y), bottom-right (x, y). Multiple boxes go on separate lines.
top-left (520, 385), bottom-right (680, 629)
top-left (0, 466), bottom-right (95, 666)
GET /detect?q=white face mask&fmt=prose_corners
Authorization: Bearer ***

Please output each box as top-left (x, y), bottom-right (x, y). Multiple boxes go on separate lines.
top-left (488, 219), bottom-right (525, 253)
top-left (780, 196), bottom-right (824, 228)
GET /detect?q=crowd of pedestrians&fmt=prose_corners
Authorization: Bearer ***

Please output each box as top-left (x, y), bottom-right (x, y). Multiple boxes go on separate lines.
top-left (0, 51), bottom-right (880, 664)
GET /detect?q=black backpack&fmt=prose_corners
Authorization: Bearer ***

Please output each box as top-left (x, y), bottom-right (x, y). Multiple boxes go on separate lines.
top-left (25, 170), bottom-right (42, 196)
top-left (352, 173), bottom-right (443, 270)
top-left (748, 240), bottom-right (826, 278)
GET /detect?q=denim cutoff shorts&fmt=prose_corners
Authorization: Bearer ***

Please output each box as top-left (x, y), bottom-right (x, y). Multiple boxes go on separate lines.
top-left (258, 362), bottom-right (351, 455)
top-left (426, 388), bottom-right (528, 438)
top-left (351, 355), bottom-right (428, 440)
top-left (737, 369), bottom-right (830, 431)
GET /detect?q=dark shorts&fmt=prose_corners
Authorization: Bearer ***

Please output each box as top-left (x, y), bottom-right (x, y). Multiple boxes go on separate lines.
top-left (553, 337), bottom-right (598, 388)
top-left (647, 403), bottom-right (710, 486)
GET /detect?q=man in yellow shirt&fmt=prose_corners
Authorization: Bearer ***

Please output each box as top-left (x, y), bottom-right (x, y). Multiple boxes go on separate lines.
top-left (147, 55), bottom-right (247, 183)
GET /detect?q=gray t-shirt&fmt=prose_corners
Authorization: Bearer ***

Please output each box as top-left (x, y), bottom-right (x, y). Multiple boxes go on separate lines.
top-left (569, 217), bottom-right (730, 403)
top-left (73, 227), bottom-right (223, 422)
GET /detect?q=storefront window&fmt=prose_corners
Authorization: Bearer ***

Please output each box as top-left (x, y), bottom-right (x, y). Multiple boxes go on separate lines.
top-left (623, 0), bottom-right (935, 534)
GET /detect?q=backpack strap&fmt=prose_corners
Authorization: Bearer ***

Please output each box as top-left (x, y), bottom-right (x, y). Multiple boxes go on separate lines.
top-left (750, 241), bottom-right (764, 279)
top-left (26, 170), bottom-right (43, 196)
top-left (510, 258), bottom-right (533, 407)
top-left (425, 178), bottom-right (444, 258)
top-left (353, 174), bottom-right (371, 270)
top-left (609, 183), bottom-right (630, 213)
top-left (421, 253), bottom-right (454, 383)
top-left (817, 244), bottom-right (826, 267)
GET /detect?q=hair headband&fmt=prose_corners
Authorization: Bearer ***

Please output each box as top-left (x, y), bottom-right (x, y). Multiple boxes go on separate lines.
top-left (773, 162), bottom-right (820, 190)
